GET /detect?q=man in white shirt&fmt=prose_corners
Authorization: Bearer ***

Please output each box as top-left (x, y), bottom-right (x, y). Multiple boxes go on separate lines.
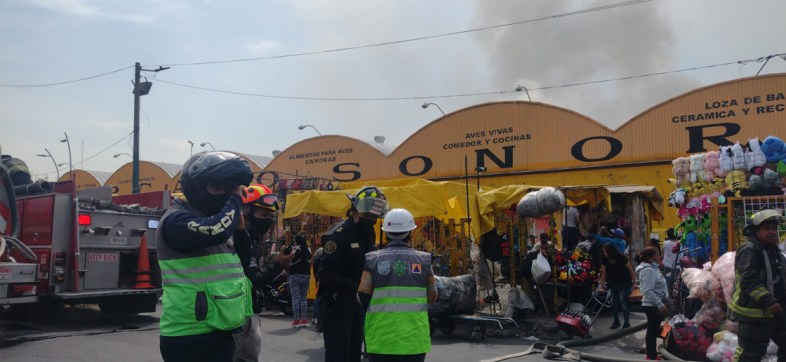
top-left (563, 206), bottom-right (580, 251)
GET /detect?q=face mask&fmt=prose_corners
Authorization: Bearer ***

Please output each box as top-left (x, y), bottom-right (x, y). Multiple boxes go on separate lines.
top-left (250, 218), bottom-right (273, 235)
top-left (202, 193), bottom-right (229, 215)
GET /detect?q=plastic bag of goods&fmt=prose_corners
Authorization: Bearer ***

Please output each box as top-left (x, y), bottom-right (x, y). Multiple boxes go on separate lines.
top-left (517, 187), bottom-right (565, 217)
top-left (681, 268), bottom-right (722, 302)
top-left (670, 314), bottom-right (714, 358)
top-left (504, 286), bottom-right (535, 318)
top-left (692, 297), bottom-right (726, 330)
top-left (532, 253), bottom-right (552, 285)
top-left (705, 330), bottom-right (738, 362)
top-left (428, 275), bottom-right (476, 316)
top-left (710, 251), bottom-right (736, 303)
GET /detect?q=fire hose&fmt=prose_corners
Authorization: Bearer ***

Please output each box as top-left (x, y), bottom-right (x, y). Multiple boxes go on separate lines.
top-left (481, 320), bottom-right (689, 361)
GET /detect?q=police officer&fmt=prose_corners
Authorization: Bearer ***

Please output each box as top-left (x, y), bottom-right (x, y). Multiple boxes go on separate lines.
top-left (318, 186), bottom-right (389, 362)
top-left (730, 209), bottom-right (786, 362)
top-left (157, 151), bottom-right (254, 362)
top-left (358, 208), bottom-right (437, 362)
top-left (233, 184), bottom-right (293, 362)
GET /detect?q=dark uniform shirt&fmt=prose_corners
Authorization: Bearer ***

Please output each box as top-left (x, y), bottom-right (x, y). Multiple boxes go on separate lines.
top-left (318, 218), bottom-right (376, 296)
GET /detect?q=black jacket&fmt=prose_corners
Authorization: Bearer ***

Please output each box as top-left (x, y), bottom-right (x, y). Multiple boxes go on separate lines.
top-left (730, 235), bottom-right (786, 321)
top-left (235, 228), bottom-right (282, 288)
top-left (318, 218), bottom-right (376, 296)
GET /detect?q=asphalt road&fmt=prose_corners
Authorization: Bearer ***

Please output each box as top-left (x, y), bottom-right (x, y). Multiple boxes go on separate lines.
top-left (1, 304), bottom-right (653, 362)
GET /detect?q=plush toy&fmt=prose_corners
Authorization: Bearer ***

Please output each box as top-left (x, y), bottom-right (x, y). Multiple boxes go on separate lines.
top-left (703, 150), bottom-right (720, 182)
top-left (719, 145), bottom-right (733, 177)
top-left (690, 153), bottom-right (706, 184)
top-left (669, 188), bottom-right (687, 208)
top-left (718, 211), bottom-right (728, 255)
top-left (763, 168), bottom-right (783, 194)
top-left (672, 157), bottom-right (691, 187)
top-left (731, 142), bottom-right (747, 171)
top-left (761, 136), bottom-right (785, 163)
top-left (745, 137), bottom-right (767, 171)
top-left (779, 160), bottom-right (786, 178)
top-left (747, 174), bottom-right (765, 195)
top-left (675, 215), bottom-right (699, 253)
top-left (725, 170), bottom-right (748, 197)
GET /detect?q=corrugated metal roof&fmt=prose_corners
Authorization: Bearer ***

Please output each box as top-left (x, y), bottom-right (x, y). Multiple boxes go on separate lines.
top-left (238, 153), bottom-right (273, 169)
top-left (361, 140), bottom-right (394, 156)
top-left (83, 170), bottom-right (112, 185)
top-left (149, 161), bottom-right (182, 178)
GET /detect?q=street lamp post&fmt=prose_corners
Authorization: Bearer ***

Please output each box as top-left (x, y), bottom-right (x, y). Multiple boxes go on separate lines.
top-left (475, 166), bottom-right (487, 191)
top-left (421, 102), bottom-right (446, 116)
top-left (515, 85), bottom-right (532, 101)
top-left (60, 132), bottom-right (73, 180)
top-left (200, 142), bottom-right (216, 151)
top-left (188, 140), bottom-right (195, 156)
top-left (298, 124), bottom-right (322, 136)
top-left (37, 148), bottom-right (60, 180)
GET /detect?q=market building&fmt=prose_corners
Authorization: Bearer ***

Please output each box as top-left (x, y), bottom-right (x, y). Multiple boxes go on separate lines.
top-left (261, 73), bottom-right (786, 231)
top-left (59, 73), bottom-right (786, 232)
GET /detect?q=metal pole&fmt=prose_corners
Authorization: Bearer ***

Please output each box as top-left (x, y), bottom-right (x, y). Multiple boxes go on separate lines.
top-left (132, 62), bottom-right (141, 194)
top-left (464, 156), bottom-right (470, 231)
top-left (62, 132), bottom-right (73, 180)
top-left (44, 148), bottom-right (60, 180)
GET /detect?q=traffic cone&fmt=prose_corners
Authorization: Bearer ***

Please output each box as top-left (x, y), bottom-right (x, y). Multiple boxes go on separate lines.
top-left (134, 234), bottom-right (154, 289)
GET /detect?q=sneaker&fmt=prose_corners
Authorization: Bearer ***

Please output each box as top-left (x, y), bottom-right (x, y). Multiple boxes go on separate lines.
top-left (297, 319), bottom-right (309, 328)
top-left (645, 357), bottom-right (662, 360)
top-left (291, 320), bottom-right (301, 328)
top-left (622, 323), bottom-right (631, 329)
top-left (610, 322), bottom-right (621, 329)
top-left (311, 318), bottom-right (317, 325)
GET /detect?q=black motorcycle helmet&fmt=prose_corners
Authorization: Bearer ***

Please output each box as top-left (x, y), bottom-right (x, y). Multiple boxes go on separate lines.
top-left (180, 151), bottom-right (253, 208)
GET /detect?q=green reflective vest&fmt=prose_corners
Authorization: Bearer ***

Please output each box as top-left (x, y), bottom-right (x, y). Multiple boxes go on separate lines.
top-left (364, 241), bottom-right (431, 355)
top-left (156, 202), bottom-right (252, 337)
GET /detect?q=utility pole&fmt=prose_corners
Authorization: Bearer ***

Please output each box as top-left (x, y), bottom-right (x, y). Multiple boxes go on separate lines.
top-left (133, 62), bottom-right (141, 194)
top-left (132, 62), bottom-right (169, 194)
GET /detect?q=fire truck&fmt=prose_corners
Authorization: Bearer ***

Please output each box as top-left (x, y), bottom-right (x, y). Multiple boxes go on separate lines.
top-left (1, 175), bottom-right (168, 315)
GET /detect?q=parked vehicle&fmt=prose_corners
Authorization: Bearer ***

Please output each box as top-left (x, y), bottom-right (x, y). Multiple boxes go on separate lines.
top-left (252, 266), bottom-right (292, 315)
top-left (1, 176), bottom-right (168, 316)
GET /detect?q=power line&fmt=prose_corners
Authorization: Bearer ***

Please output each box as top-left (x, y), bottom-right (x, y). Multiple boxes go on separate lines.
top-left (0, 0), bottom-right (654, 88)
top-left (0, 65), bottom-right (134, 88)
top-left (38, 132), bottom-right (133, 178)
top-left (155, 0), bottom-right (653, 67)
top-left (154, 53), bottom-right (785, 102)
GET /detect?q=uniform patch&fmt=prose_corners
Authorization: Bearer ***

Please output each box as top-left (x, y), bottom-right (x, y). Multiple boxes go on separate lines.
top-left (324, 240), bottom-right (337, 254)
top-left (393, 260), bottom-right (407, 276)
top-left (350, 242), bottom-right (360, 249)
top-left (378, 261), bottom-right (391, 276)
top-left (411, 263), bottom-right (422, 274)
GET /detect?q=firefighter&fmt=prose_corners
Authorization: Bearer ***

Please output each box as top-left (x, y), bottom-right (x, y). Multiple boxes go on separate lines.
top-left (318, 186), bottom-right (389, 362)
top-left (233, 184), bottom-right (293, 362)
top-left (156, 151), bottom-right (254, 362)
top-left (358, 208), bottom-right (437, 362)
top-left (730, 209), bottom-right (786, 362)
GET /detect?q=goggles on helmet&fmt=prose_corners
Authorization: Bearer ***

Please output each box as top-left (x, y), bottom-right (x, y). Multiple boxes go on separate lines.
top-left (255, 193), bottom-right (279, 211)
top-left (354, 197), bottom-right (389, 218)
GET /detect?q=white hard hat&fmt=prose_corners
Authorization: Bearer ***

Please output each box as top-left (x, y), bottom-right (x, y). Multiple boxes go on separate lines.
top-left (381, 208), bottom-right (417, 233)
top-left (743, 209), bottom-right (784, 235)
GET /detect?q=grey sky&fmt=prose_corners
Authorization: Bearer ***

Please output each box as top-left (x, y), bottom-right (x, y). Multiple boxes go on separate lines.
top-left (1, 0), bottom-right (785, 180)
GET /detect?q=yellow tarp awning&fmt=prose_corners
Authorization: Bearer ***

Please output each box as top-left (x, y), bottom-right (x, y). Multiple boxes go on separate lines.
top-left (472, 185), bottom-right (612, 237)
top-left (283, 179), bottom-right (476, 223)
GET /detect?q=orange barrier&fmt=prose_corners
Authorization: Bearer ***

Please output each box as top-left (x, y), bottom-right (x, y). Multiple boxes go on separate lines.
top-left (134, 234), bottom-right (154, 289)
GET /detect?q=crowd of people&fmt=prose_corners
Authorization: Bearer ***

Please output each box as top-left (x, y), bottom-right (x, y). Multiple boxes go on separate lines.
top-left (156, 151), bottom-right (437, 362)
top-left (155, 150), bottom-right (785, 362)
